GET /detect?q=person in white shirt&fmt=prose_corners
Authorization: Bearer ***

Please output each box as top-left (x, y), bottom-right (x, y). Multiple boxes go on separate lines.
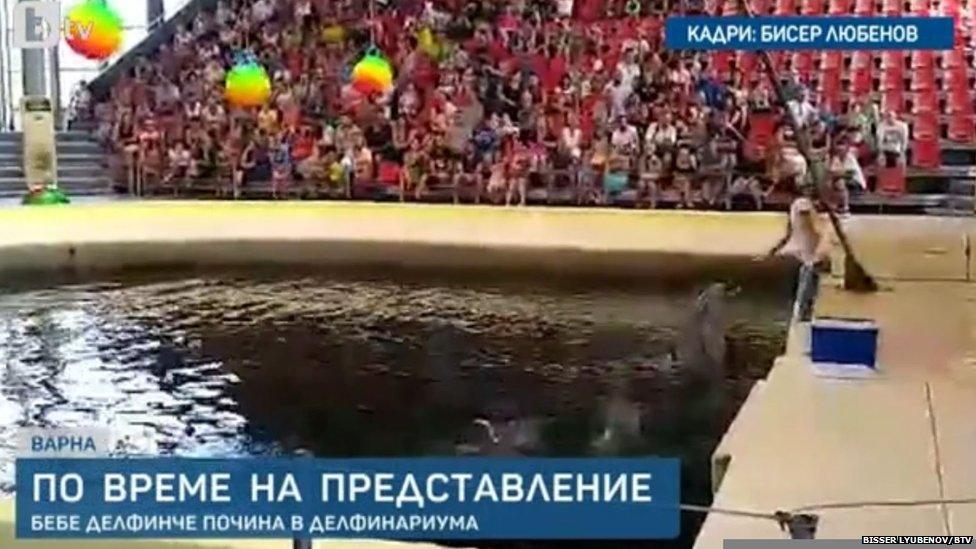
top-left (606, 77), bottom-right (632, 120)
top-left (764, 184), bottom-right (832, 322)
top-left (560, 114), bottom-right (583, 162)
top-left (557, 0), bottom-right (574, 17)
top-left (251, 0), bottom-right (273, 24)
top-left (788, 90), bottom-right (818, 129)
top-left (610, 117), bottom-right (639, 154)
top-left (645, 113), bottom-right (677, 155)
top-left (876, 110), bottom-right (910, 167)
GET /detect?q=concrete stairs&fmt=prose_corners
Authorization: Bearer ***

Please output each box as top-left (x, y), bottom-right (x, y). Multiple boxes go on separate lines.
top-left (0, 131), bottom-right (113, 199)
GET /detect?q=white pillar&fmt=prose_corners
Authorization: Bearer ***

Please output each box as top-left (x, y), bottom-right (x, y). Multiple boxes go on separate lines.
top-left (19, 0), bottom-right (47, 97)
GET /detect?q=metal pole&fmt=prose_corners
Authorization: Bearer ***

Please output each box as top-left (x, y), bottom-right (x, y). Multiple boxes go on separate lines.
top-left (48, 44), bottom-right (60, 127)
top-left (0, 0), bottom-right (8, 129)
top-left (2, 0), bottom-right (11, 129)
top-left (147, 0), bottom-right (165, 31)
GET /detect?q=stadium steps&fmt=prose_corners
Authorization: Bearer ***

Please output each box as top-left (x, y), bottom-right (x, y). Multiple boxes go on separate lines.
top-left (0, 131), bottom-right (113, 198)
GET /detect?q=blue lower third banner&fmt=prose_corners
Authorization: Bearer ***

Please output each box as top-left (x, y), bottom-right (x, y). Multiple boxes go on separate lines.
top-left (665, 16), bottom-right (954, 50)
top-left (16, 458), bottom-right (680, 539)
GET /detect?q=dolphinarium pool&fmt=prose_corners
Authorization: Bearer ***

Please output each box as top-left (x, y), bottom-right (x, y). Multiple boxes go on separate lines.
top-left (0, 267), bottom-right (793, 547)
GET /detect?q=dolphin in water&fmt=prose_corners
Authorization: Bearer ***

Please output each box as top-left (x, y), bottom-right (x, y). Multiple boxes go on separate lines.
top-left (677, 282), bottom-right (734, 372)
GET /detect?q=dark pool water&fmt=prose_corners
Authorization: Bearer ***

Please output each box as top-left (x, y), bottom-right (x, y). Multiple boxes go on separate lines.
top-left (0, 268), bottom-right (793, 547)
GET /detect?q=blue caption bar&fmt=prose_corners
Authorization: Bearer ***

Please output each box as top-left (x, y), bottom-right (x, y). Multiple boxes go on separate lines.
top-left (16, 458), bottom-right (680, 539)
top-left (665, 16), bottom-right (954, 50)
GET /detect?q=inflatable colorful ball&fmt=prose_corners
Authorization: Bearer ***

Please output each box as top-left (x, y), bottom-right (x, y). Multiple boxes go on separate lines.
top-left (351, 52), bottom-right (394, 96)
top-left (224, 61), bottom-right (272, 108)
top-left (64, 0), bottom-right (124, 61)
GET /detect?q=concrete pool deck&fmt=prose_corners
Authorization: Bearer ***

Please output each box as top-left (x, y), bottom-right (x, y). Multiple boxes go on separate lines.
top-left (0, 202), bottom-right (972, 546)
top-left (696, 216), bottom-right (976, 545)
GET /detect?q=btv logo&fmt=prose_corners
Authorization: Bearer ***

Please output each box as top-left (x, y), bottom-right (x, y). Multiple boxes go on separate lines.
top-left (13, 1), bottom-right (92, 49)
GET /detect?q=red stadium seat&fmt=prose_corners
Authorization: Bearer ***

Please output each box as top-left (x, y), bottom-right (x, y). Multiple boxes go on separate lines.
top-left (828, 0), bottom-right (851, 13)
top-left (821, 51), bottom-right (843, 71)
top-left (913, 90), bottom-right (939, 113)
top-left (851, 68), bottom-right (873, 94)
top-left (883, 88), bottom-right (906, 113)
top-left (881, 51), bottom-right (904, 70)
top-left (851, 51), bottom-right (873, 70)
top-left (911, 51), bottom-right (934, 69)
top-left (880, 68), bottom-right (904, 91)
top-left (947, 113), bottom-right (976, 142)
top-left (801, 0), bottom-right (826, 13)
top-left (910, 70), bottom-right (936, 91)
top-left (377, 161), bottom-right (401, 186)
top-left (911, 138), bottom-right (941, 168)
top-left (748, 112), bottom-right (778, 146)
top-left (775, 0), bottom-right (798, 14)
top-left (942, 0), bottom-right (962, 15)
top-left (945, 67), bottom-right (969, 90)
top-left (877, 166), bottom-right (907, 195)
top-left (910, 0), bottom-right (931, 12)
top-left (943, 49), bottom-right (966, 69)
top-left (948, 88), bottom-right (974, 114)
top-left (913, 111), bottom-right (940, 140)
top-left (882, 0), bottom-right (902, 14)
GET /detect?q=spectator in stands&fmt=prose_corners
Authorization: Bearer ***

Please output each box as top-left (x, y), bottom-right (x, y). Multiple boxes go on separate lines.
top-left (699, 137), bottom-right (731, 208)
top-left (639, 149), bottom-right (664, 209)
top-left (726, 175), bottom-right (764, 211)
top-left (163, 139), bottom-right (192, 191)
top-left (67, 80), bottom-right (92, 129)
top-left (876, 110), bottom-right (910, 167)
top-left (672, 144), bottom-right (698, 208)
top-left (828, 142), bottom-right (866, 214)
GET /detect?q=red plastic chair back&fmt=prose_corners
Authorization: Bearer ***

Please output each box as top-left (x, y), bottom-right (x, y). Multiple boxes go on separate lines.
top-left (877, 166), bottom-right (907, 195)
top-left (913, 111), bottom-right (939, 140)
top-left (910, 71), bottom-right (936, 91)
top-left (913, 90), bottom-right (939, 113)
top-left (944, 49), bottom-right (966, 69)
top-left (775, 0), bottom-right (798, 14)
top-left (881, 51), bottom-right (905, 69)
top-left (911, 51), bottom-right (934, 69)
top-left (880, 68), bottom-right (903, 91)
top-left (910, 0), bottom-right (931, 12)
top-left (883, 88), bottom-right (906, 113)
top-left (949, 88), bottom-right (974, 114)
top-left (882, 0), bottom-right (902, 14)
top-left (948, 113), bottom-right (976, 142)
top-left (821, 51), bottom-right (843, 71)
top-left (911, 138), bottom-right (941, 168)
top-left (946, 67), bottom-right (969, 90)
top-left (377, 161), bottom-right (401, 186)
top-left (747, 112), bottom-right (777, 147)
top-left (828, 0), bottom-right (850, 12)
top-left (851, 68), bottom-right (873, 94)
top-left (802, 0), bottom-right (826, 13)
